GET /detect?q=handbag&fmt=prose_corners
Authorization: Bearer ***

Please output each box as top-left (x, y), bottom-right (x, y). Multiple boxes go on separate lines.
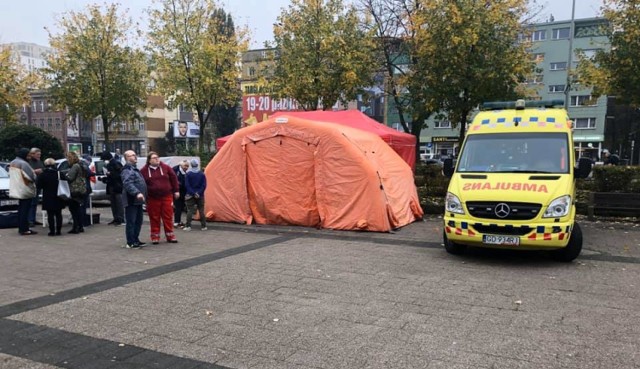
top-left (69, 165), bottom-right (87, 197)
top-left (57, 171), bottom-right (71, 200)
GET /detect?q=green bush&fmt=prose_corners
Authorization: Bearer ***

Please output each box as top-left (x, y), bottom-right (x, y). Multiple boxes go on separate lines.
top-left (592, 165), bottom-right (640, 192)
top-left (0, 124), bottom-right (64, 160)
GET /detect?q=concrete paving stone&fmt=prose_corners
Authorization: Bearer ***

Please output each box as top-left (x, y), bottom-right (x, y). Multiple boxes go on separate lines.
top-left (251, 342), bottom-right (299, 362)
top-left (195, 333), bottom-right (260, 355)
top-left (284, 346), bottom-right (370, 369)
top-left (133, 334), bottom-right (229, 365)
top-left (361, 347), bottom-right (432, 369)
top-left (287, 319), bottom-right (382, 351)
top-left (0, 353), bottom-right (60, 369)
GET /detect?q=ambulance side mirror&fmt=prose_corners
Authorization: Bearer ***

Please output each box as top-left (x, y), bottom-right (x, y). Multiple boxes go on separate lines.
top-left (575, 157), bottom-right (592, 179)
top-left (443, 158), bottom-right (455, 178)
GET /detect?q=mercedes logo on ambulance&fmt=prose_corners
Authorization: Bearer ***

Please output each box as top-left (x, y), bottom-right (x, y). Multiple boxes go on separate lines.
top-left (494, 203), bottom-right (511, 218)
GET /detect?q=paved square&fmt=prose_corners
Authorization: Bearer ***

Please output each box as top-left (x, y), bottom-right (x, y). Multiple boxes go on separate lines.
top-left (0, 212), bottom-right (639, 368)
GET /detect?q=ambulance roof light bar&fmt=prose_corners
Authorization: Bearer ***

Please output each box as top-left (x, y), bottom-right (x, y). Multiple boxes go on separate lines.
top-left (481, 99), bottom-right (565, 111)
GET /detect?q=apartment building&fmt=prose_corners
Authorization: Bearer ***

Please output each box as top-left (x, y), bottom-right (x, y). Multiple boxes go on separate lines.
top-left (390, 17), bottom-right (609, 161)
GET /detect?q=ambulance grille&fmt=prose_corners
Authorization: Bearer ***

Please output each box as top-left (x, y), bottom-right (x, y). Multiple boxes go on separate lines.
top-left (466, 201), bottom-right (541, 220)
top-left (472, 224), bottom-right (534, 236)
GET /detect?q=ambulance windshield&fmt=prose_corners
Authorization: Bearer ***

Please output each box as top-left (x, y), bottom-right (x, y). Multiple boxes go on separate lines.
top-left (457, 132), bottom-right (569, 174)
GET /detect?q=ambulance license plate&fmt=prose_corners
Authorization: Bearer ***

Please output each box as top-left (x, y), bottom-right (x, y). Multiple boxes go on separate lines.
top-left (483, 235), bottom-right (520, 246)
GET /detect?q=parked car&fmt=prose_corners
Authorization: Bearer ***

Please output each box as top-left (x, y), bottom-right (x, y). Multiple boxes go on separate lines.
top-left (0, 166), bottom-right (19, 211)
top-left (0, 162), bottom-right (10, 172)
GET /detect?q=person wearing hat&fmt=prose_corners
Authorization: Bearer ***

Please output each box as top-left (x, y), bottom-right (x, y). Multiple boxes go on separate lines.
top-left (9, 148), bottom-right (38, 235)
top-left (602, 149), bottom-right (620, 166)
top-left (100, 151), bottom-right (125, 225)
top-left (184, 159), bottom-right (207, 231)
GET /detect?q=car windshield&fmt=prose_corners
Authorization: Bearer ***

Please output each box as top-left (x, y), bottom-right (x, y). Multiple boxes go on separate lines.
top-left (456, 132), bottom-right (570, 174)
top-left (0, 166), bottom-right (8, 178)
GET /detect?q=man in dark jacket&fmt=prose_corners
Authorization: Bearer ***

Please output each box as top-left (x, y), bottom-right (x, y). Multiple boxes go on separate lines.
top-left (28, 148), bottom-right (44, 227)
top-left (172, 160), bottom-right (189, 228)
top-left (184, 159), bottom-right (207, 231)
top-left (122, 150), bottom-right (147, 249)
top-left (101, 152), bottom-right (125, 225)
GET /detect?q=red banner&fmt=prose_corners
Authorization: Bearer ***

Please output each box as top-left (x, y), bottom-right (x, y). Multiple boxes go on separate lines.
top-left (242, 95), bottom-right (301, 126)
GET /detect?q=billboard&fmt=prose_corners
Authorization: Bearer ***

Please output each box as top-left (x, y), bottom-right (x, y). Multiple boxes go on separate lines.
top-left (173, 121), bottom-right (200, 138)
top-left (242, 95), bottom-right (301, 126)
top-left (67, 115), bottom-right (80, 138)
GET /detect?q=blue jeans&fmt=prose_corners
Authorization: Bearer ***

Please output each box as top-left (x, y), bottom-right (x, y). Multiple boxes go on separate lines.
top-left (18, 199), bottom-right (32, 233)
top-left (125, 205), bottom-right (143, 245)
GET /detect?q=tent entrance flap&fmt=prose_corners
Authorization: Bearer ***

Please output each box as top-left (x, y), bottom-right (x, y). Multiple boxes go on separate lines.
top-left (245, 135), bottom-right (321, 227)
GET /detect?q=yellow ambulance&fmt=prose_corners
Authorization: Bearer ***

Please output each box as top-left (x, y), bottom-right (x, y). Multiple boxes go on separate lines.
top-left (442, 99), bottom-right (592, 261)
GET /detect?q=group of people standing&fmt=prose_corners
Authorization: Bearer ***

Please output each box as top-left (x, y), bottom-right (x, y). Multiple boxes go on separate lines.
top-left (118, 151), bottom-right (207, 248)
top-left (9, 148), bottom-right (93, 236)
top-left (8, 148), bottom-right (207, 248)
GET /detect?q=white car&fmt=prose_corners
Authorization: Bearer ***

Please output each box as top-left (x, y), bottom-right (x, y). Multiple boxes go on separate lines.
top-left (0, 166), bottom-right (19, 211)
top-left (56, 156), bottom-right (110, 201)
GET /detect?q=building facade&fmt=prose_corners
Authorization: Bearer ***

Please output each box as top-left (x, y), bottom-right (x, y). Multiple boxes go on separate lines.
top-left (2, 42), bottom-right (51, 72)
top-left (386, 17), bottom-right (610, 161)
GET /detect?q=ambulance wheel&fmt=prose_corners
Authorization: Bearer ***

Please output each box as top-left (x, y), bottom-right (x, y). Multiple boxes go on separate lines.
top-left (552, 223), bottom-right (582, 262)
top-left (443, 231), bottom-right (467, 255)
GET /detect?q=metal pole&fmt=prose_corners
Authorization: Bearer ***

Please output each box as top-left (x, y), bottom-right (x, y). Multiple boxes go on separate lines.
top-left (564, 0), bottom-right (576, 109)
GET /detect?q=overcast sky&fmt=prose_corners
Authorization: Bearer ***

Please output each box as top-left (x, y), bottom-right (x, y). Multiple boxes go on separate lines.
top-left (0, 0), bottom-right (604, 49)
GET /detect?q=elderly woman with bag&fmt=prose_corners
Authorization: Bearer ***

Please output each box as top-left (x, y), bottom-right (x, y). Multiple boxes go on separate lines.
top-left (36, 158), bottom-right (67, 236)
top-left (66, 151), bottom-right (87, 234)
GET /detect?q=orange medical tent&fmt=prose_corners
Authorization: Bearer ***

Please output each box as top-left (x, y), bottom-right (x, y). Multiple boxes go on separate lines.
top-left (204, 115), bottom-right (423, 232)
top-left (216, 110), bottom-right (417, 170)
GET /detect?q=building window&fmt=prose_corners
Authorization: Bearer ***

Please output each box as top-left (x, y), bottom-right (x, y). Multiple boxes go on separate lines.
top-left (138, 121), bottom-right (145, 131)
top-left (32, 101), bottom-right (37, 111)
top-left (434, 121), bottom-right (452, 129)
top-left (548, 85), bottom-right (565, 93)
top-left (249, 67), bottom-right (256, 76)
top-left (525, 75), bottom-right (544, 84)
top-left (579, 49), bottom-right (600, 60)
top-left (47, 118), bottom-right (53, 130)
top-left (532, 30), bottom-right (546, 41)
top-left (574, 117), bottom-right (596, 129)
top-left (552, 27), bottom-right (571, 39)
top-left (532, 53), bottom-right (545, 62)
top-left (55, 118), bottom-right (61, 131)
top-left (96, 118), bottom-right (103, 133)
top-left (570, 95), bottom-right (596, 107)
top-left (40, 101), bottom-right (45, 112)
top-left (550, 62), bottom-right (567, 71)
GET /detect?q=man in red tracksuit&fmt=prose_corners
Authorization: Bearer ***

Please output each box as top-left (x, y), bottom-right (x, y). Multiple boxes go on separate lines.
top-left (141, 152), bottom-right (180, 244)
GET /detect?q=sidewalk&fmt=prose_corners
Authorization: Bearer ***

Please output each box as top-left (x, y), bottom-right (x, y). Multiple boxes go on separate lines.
top-left (0, 209), bottom-right (639, 369)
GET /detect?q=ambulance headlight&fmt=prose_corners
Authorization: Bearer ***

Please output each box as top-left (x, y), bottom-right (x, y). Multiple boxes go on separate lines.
top-left (544, 195), bottom-right (571, 218)
top-left (445, 192), bottom-right (465, 214)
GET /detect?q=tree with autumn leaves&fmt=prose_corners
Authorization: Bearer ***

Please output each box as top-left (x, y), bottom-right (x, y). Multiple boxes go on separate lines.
top-left (0, 45), bottom-right (37, 124)
top-left (411, 0), bottom-right (534, 142)
top-left (46, 3), bottom-right (149, 150)
top-left (272, 0), bottom-right (376, 111)
top-left (577, 0), bottom-right (640, 107)
top-left (148, 0), bottom-right (248, 154)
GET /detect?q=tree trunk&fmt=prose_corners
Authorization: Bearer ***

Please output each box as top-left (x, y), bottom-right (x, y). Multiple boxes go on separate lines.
top-left (102, 112), bottom-right (110, 152)
top-left (198, 110), bottom-right (206, 155)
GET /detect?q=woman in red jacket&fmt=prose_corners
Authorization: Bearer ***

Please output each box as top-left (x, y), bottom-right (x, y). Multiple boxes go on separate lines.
top-left (141, 152), bottom-right (180, 244)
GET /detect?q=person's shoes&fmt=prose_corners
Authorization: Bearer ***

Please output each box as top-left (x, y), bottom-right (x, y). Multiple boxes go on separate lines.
top-left (201, 227), bottom-right (207, 231)
top-left (173, 222), bottom-right (179, 227)
top-left (125, 243), bottom-right (140, 249)
top-left (47, 232), bottom-right (55, 236)
top-left (20, 230), bottom-right (38, 235)
top-left (34, 221), bottom-right (43, 226)
top-left (108, 220), bottom-right (117, 225)
top-left (152, 239), bottom-right (159, 245)
top-left (167, 239), bottom-right (178, 243)
top-left (78, 228), bottom-right (84, 233)
top-left (137, 242), bottom-right (146, 247)
top-left (113, 222), bottom-right (124, 226)
top-left (183, 226), bottom-right (191, 231)
top-left (29, 223), bottom-right (35, 228)
top-left (68, 229), bottom-right (79, 234)
top-left (56, 229), bottom-right (61, 235)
